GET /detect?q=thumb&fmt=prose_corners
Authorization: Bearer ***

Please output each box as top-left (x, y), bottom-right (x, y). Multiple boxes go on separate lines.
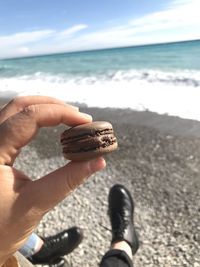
top-left (29, 157), bottom-right (106, 213)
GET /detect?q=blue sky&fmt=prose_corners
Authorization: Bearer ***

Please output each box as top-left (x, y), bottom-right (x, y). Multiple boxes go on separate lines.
top-left (0, 0), bottom-right (199, 58)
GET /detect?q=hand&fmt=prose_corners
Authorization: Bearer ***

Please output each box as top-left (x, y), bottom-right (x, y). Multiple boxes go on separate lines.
top-left (0, 96), bottom-right (106, 265)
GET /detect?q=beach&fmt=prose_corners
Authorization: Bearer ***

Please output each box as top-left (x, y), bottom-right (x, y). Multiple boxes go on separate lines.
top-left (1, 98), bottom-right (199, 267)
top-left (1, 40), bottom-right (200, 266)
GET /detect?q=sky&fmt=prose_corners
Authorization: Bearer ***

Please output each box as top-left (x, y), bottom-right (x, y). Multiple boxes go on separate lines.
top-left (0, 0), bottom-right (200, 58)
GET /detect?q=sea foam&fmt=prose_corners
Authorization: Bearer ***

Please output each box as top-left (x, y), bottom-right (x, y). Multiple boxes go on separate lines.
top-left (1, 69), bottom-right (200, 121)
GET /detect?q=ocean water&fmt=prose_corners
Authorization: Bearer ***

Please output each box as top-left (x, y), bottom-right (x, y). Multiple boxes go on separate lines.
top-left (0, 40), bottom-right (200, 121)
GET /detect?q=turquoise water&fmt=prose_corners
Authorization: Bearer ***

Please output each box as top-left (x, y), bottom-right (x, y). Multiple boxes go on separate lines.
top-left (0, 40), bottom-right (200, 78)
top-left (1, 40), bottom-right (200, 121)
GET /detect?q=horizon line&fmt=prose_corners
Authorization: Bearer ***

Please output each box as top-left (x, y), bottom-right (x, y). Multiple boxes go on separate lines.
top-left (1, 38), bottom-right (200, 61)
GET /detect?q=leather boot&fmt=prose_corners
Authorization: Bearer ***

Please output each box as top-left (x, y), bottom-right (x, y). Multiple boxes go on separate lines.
top-left (29, 226), bottom-right (83, 265)
top-left (108, 184), bottom-right (139, 255)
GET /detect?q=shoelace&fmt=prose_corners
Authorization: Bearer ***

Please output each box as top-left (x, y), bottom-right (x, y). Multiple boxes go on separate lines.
top-left (112, 211), bottom-right (129, 237)
top-left (44, 236), bottom-right (61, 250)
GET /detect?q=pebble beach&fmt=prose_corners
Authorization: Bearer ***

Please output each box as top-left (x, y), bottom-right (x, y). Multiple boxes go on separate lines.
top-left (1, 98), bottom-right (199, 267)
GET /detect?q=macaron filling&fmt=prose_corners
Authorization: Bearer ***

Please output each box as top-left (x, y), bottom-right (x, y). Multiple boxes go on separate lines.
top-left (61, 129), bottom-right (113, 143)
top-left (61, 129), bottom-right (117, 153)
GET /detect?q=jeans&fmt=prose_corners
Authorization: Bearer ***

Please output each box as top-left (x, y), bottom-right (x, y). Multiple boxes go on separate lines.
top-left (18, 233), bottom-right (40, 258)
top-left (100, 249), bottom-right (133, 267)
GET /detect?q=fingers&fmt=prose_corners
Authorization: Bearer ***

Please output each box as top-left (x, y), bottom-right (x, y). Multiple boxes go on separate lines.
top-left (0, 96), bottom-right (79, 124)
top-left (28, 157), bottom-right (106, 213)
top-left (0, 102), bottom-right (92, 165)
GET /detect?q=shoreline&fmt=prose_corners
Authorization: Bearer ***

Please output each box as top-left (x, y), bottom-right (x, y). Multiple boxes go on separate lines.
top-left (80, 105), bottom-right (200, 138)
top-left (2, 96), bottom-right (200, 137)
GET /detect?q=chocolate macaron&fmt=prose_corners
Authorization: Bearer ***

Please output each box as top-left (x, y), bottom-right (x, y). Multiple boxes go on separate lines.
top-left (61, 121), bottom-right (118, 161)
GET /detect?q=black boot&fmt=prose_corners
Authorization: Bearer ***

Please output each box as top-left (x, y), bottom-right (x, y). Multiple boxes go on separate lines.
top-left (108, 184), bottom-right (139, 255)
top-left (29, 227), bottom-right (83, 265)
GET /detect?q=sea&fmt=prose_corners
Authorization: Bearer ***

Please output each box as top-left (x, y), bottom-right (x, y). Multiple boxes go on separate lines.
top-left (0, 39), bottom-right (200, 121)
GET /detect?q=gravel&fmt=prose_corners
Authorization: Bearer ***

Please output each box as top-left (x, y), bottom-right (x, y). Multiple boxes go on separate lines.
top-left (14, 107), bottom-right (200, 267)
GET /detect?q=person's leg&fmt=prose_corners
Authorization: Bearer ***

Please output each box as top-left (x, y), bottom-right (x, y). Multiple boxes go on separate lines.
top-left (18, 233), bottom-right (43, 258)
top-left (19, 227), bottom-right (83, 266)
top-left (100, 184), bottom-right (139, 267)
top-left (100, 248), bottom-right (133, 267)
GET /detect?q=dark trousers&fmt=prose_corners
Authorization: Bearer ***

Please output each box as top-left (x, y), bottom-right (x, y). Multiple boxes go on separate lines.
top-left (99, 249), bottom-right (133, 267)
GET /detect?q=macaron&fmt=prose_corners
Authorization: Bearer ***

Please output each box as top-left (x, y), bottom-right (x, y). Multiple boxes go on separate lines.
top-left (60, 121), bottom-right (118, 161)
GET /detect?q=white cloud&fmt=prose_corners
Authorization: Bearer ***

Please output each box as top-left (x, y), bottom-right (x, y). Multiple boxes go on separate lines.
top-left (0, 25), bottom-right (87, 58)
top-left (0, 30), bottom-right (54, 47)
top-left (124, 0), bottom-right (200, 39)
top-left (59, 24), bottom-right (88, 37)
top-left (60, 0), bottom-right (200, 51)
top-left (0, 0), bottom-right (199, 58)
top-left (18, 46), bottom-right (30, 54)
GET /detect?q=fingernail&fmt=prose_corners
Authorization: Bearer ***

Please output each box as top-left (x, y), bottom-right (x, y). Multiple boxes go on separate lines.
top-left (79, 112), bottom-right (93, 120)
top-left (89, 157), bottom-right (106, 172)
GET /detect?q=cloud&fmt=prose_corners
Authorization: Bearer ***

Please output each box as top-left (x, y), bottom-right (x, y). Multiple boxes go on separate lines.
top-left (17, 46), bottom-right (30, 54)
top-left (59, 0), bottom-right (200, 51)
top-left (0, 0), bottom-right (199, 58)
top-left (0, 25), bottom-right (87, 58)
top-left (125, 0), bottom-right (200, 38)
top-left (59, 24), bottom-right (88, 38)
top-left (0, 30), bottom-right (54, 47)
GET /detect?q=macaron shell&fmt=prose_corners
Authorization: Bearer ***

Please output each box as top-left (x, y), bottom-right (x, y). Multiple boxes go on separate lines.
top-left (61, 121), bottom-right (113, 140)
top-left (61, 121), bottom-right (118, 161)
